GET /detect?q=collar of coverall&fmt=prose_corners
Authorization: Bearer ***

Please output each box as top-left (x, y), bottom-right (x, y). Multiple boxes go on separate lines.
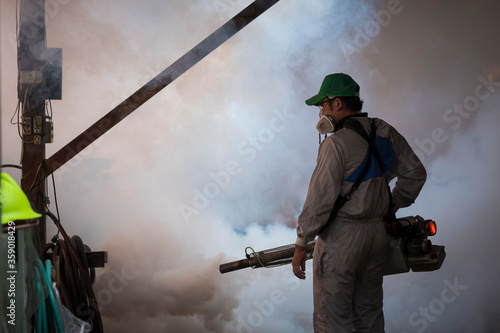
top-left (334, 112), bottom-right (369, 132)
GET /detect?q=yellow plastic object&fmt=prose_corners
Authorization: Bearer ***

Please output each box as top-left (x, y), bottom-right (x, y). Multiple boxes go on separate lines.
top-left (0, 173), bottom-right (42, 225)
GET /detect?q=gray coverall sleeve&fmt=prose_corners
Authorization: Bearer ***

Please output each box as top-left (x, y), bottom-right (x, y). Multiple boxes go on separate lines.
top-left (390, 127), bottom-right (427, 210)
top-left (296, 140), bottom-right (344, 244)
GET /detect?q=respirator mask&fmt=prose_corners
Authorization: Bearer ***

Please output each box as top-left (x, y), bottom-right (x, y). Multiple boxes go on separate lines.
top-left (316, 114), bottom-right (336, 135)
top-left (315, 98), bottom-right (337, 136)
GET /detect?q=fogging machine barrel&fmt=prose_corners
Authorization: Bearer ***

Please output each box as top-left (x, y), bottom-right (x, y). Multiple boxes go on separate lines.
top-left (219, 242), bottom-right (315, 274)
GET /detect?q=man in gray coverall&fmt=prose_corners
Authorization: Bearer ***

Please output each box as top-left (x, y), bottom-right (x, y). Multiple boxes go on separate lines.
top-left (292, 73), bottom-right (426, 332)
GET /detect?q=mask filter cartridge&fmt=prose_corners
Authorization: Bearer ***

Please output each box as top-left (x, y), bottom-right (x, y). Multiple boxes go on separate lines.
top-left (316, 115), bottom-right (335, 134)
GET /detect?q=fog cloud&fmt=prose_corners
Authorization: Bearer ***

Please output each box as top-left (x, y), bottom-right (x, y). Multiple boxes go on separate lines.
top-left (2, 0), bottom-right (500, 332)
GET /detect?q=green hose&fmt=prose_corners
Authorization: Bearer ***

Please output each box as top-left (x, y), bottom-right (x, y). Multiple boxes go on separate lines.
top-left (44, 260), bottom-right (64, 332)
top-left (33, 258), bottom-right (65, 332)
top-left (34, 258), bottom-right (48, 333)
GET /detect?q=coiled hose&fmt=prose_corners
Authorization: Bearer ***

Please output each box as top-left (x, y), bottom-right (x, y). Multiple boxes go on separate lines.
top-left (41, 211), bottom-right (103, 332)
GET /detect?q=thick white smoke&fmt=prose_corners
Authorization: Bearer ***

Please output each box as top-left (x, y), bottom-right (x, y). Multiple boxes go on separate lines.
top-left (2, 0), bottom-right (500, 332)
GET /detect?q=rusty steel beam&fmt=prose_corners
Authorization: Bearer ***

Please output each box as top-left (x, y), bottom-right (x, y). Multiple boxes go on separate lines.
top-left (22, 0), bottom-right (280, 187)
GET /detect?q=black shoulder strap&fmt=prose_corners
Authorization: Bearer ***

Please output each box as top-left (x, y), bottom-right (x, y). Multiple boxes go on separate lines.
top-left (319, 118), bottom-right (393, 234)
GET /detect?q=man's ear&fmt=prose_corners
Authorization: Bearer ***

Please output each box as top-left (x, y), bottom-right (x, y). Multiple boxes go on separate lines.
top-left (335, 98), bottom-right (344, 111)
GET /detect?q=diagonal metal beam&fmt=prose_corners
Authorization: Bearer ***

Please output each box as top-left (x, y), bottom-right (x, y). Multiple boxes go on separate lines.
top-left (23, 0), bottom-right (280, 187)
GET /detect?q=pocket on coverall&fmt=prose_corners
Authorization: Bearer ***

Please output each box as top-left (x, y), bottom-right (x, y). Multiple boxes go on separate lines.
top-left (314, 250), bottom-right (334, 278)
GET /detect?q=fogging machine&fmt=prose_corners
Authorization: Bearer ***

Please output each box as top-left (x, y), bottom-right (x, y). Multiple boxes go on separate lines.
top-left (219, 215), bottom-right (446, 275)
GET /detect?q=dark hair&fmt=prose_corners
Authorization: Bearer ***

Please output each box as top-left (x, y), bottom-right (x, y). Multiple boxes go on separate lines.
top-left (332, 96), bottom-right (364, 112)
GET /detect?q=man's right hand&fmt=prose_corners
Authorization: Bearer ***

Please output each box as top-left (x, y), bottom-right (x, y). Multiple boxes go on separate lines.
top-left (292, 245), bottom-right (307, 279)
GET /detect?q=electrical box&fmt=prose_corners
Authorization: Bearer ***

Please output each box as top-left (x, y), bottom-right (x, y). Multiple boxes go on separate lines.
top-left (21, 116), bottom-right (54, 144)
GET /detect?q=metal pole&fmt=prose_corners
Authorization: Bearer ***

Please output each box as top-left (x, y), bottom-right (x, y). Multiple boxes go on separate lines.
top-left (18, 0), bottom-right (48, 253)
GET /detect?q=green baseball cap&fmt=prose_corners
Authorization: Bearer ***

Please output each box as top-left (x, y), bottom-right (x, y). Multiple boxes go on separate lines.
top-left (305, 73), bottom-right (360, 106)
top-left (1, 172), bottom-right (42, 225)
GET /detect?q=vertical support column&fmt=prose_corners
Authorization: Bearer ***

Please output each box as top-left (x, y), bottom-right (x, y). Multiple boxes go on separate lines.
top-left (18, 0), bottom-right (48, 253)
